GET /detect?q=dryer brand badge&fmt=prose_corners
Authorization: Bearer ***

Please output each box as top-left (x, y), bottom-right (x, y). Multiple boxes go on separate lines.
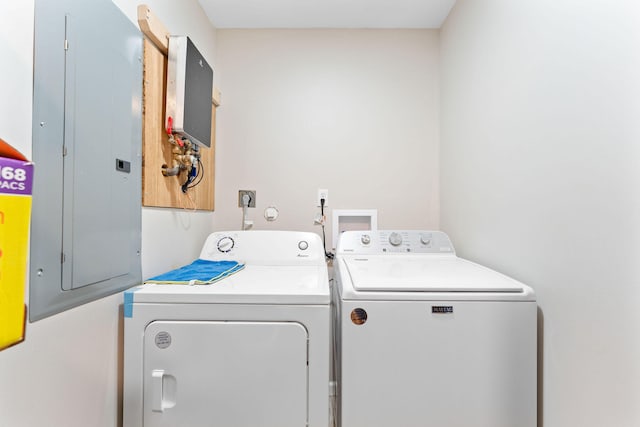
top-left (155, 331), bottom-right (172, 349)
top-left (432, 306), bottom-right (454, 314)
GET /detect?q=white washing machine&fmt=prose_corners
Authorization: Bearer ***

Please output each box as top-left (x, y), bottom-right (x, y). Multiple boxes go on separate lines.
top-left (123, 230), bottom-right (330, 427)
top-left (334, 230), bottom-right (537, 427)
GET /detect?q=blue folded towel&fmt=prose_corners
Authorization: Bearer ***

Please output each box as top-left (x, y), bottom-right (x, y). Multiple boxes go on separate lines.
top-left (145, 259), bottom-right (245, 285)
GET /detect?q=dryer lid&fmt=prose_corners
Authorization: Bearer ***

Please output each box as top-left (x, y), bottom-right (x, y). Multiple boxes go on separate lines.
top-left (130, 265), bottom-right (330, 305)
top-left (343, 256), bottom-right (525, 293)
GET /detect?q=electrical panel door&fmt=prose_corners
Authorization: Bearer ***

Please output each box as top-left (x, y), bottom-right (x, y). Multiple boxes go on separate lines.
top-left (60, 10), bottom-right (141, 290)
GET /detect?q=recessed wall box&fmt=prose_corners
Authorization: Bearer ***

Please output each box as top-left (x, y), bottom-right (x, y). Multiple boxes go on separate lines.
top-left (332, 209), bottom-right (378, 250)
top-left (166, 36), bottom-right (213, 148)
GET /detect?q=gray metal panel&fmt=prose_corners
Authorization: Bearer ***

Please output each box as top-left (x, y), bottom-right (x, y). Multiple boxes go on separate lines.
top-left (165, 36), bottom-right (213, 148)
top-left (30, 0), bottom-right (142, 320)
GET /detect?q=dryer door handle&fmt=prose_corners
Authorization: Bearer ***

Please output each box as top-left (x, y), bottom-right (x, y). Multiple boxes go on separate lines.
top-left (151, 369), bottom-right (177, 412)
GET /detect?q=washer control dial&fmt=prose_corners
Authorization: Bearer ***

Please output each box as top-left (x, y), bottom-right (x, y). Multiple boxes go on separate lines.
top-left (298, 240), bottom-right (309, 251)
top-left (217, 236), bottom-right (235, 253)
top-left (361, 234), bottom-right (371, 245)
top-left (420, 235), bottom-right (432, 245)
top-left (388, 232), bottom-right (403, 247)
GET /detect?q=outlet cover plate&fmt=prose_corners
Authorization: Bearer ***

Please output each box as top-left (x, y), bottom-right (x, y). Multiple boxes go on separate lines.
top-left (238, 190), bottom-right (256, 207)
top-left (317, 188), bottom-right (328, 207)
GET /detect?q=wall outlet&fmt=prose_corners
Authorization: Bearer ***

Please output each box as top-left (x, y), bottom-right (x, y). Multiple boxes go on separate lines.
top-left (317, 189), bottom-right (328, 207)
top-left (238, 190), bottom-right (256, 207)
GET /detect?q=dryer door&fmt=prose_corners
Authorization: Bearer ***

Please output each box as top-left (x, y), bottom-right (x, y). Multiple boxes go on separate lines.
top-left (143, 321), bottom-right (308, 427)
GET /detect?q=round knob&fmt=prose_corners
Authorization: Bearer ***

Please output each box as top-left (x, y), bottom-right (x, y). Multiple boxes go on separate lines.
top-left (217, 236), bottom-right (235, 253)
top-left (298, 240), bottom-right (309, 251)
top-left (420, 235), bottom-right (431, 245)
top-left (361, 234), bottom-right (371, 245)
top-left (388, 232), bottom-right (403, 247)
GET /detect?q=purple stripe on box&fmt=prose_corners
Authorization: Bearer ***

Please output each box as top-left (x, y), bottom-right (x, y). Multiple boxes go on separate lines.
top-left (0, 157), bottom-right (34, 196)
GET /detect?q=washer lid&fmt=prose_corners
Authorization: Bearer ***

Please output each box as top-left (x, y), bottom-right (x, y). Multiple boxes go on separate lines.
top-left (343, 255), bottom-right (525, 293)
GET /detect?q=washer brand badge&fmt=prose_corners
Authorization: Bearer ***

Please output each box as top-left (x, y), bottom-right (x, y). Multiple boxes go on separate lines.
top-left (351, 308), bottom-right (368, 325)
top-left (155, 331), bottom-right (172, 349)
top-left (432, 306), bottom-right (454, 314)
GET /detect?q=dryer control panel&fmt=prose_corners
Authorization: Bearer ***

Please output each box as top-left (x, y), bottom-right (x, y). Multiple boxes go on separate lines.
top-left (199, 230), bottom-right (326, 266)
top-left (336, 230), bottom-right (455, 255)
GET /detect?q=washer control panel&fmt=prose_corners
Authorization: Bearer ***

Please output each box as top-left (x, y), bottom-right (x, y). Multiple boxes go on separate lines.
top-left (338, 230), bottom-right (455, 255)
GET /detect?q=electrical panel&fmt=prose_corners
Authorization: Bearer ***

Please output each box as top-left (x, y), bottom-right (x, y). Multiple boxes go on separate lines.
top-left (30, 0), bottom-right (142, 320)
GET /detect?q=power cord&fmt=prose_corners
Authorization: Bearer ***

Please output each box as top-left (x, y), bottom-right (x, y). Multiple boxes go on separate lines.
top-left (320, 198), bottom-right (334, 261)
top-left (241, 193), bottom-right (253, 230)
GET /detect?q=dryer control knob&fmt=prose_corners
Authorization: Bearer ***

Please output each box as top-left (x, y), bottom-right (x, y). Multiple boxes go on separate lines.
top-left (420, 235), bottom-right (432, 245)
top-left (217, 236), bottom-right (235, 253)
top-left (388, 232), bottom-right (403, 247)
top-left (361, 234), bottom-right (371, 245)
top-left (298, 240), bottom-right (309, 250)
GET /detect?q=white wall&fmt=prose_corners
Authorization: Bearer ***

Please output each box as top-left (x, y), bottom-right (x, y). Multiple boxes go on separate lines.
top-left (440, 1), bottom-right (640, 426)
top-left (214, 29), bottom-right (440, 242)
top-left (0, 1), bottom-right (217, 426)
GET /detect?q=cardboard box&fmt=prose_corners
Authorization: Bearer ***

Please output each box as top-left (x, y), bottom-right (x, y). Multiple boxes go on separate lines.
top-left (0, 138), bottom-right (33, 351)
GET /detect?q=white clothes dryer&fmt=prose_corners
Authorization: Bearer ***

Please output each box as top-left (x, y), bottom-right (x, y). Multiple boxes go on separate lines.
top-left (334, 230), bottom-right (537, 427)
top-left (123, 230), bottom-right (330, 427)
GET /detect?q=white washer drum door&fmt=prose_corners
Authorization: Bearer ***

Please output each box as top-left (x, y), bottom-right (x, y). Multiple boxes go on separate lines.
top-left (143, 321), bottom-right (308, 427)
top-left (339, 300), bottom-right (537, 427)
